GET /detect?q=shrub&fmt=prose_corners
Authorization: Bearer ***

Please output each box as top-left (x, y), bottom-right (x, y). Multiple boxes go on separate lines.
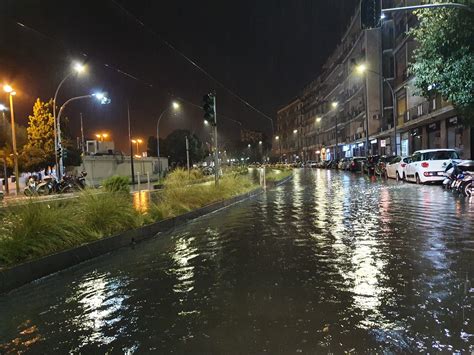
top-left (102, 175), bottom-right (130, 193)
top-left (76, 190), bottom-right (142, 237)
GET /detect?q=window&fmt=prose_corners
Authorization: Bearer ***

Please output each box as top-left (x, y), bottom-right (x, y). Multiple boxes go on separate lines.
top-left (421, 151), bottom-right (460, 161)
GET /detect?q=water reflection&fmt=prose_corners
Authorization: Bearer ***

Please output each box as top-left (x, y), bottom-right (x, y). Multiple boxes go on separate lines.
top-left (0, 169), bottom-right (473, 353)
top-left (133, 190), bottom-right (151, 213)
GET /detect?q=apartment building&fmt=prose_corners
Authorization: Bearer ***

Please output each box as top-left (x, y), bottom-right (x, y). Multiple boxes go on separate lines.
top-left (275, 0), bottom-right (472, 162)
top-left (275, 98), bottom-right (303, 162)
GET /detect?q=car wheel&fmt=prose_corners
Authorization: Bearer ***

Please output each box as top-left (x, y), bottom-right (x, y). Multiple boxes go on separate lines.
top-left (416, 174), bottom-right (421, 185)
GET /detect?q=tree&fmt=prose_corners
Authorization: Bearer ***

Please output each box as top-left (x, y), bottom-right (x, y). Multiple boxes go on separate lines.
top-left (0, 118), bottom-right (27, 172)
top-left (20, 99), bottom-right (55, 171)
top-left (409, 2), bottom-right (474, 122)
top-left (164, 129), bottom-right (205, 166)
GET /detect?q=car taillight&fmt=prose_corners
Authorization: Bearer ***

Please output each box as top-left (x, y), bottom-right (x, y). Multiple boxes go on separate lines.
top-left (351, 162), bottom-right (355, 167)
top-left (421, 162), bottom-right (429, 168)
top-left (401, 163), bottom-right (406, 167)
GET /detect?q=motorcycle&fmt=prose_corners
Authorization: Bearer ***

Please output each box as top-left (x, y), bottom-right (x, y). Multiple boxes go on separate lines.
top-left (24, 176), bottom-right (39, 196)
top-left (442, 160), bottom-right (462, 190)
top-left (59, 171), bottom-right (87, 193)
top-left (456, 161), bottom-right (474, 196)
top-left (36, 175), bottom-right (60, 195)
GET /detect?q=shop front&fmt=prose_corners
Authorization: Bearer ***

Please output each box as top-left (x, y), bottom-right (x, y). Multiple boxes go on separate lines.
top-left (427, 122), bottom-right (441, 149)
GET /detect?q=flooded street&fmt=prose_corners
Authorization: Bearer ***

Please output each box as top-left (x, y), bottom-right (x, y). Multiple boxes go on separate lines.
top-left (1, 169), bottom-right (473, 353)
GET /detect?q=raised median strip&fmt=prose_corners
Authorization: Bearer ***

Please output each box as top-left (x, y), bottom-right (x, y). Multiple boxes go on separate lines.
top-left (0, 170), bottom-right (293, 294)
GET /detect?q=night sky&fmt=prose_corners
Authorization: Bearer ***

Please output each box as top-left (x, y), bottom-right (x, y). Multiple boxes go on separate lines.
top-left (0, 0), bottom-right (358, 151)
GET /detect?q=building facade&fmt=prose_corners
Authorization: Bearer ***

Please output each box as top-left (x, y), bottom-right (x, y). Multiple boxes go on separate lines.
top-left (275, 0), bottom-right (472, 162)
top-left (275, 98), bottom-right (303, 162)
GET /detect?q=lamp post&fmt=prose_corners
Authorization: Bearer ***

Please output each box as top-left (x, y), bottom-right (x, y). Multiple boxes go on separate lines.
top-left (132, 138), bottom-right (143, 156)
top-left (156, 101), bottom-right (180, 172)
top-left (53, 62), bottom-right (85, 170)
top-left (57, 92), bottom-right (110, 177)
top-left (331, 102), bottom-right (339, 160)
top-left (275, 135), bottom-right (282, 162)
top-left (356, 64), bottom-right (397, 156)
top-left (3, 85), bottom-right (20, 194)
top-left (0, 104), bottom-right (9, 194)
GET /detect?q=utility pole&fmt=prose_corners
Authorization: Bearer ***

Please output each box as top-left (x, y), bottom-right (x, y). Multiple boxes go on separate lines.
top-left (1, 109), bottom-right (8, 194)
top-left (185, 135), bottom-right (190, 176)
top-left (80, 112), bottom-right (85, 155)
top-left (128, 102), bottom-right (135, 185)
top-left (8, 93), bottom-right (20, 194)
top-left (203, 92), bottom-right (219, 185)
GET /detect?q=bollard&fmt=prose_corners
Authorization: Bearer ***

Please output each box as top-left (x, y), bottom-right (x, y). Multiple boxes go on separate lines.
top-left (137, 171), bottom-right (141, 192)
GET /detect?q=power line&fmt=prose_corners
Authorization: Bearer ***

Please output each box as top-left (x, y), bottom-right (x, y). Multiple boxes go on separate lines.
top-left (109, 0), bottom-right (274, 131)
top-left (12, 19), bottom-right (249, 130)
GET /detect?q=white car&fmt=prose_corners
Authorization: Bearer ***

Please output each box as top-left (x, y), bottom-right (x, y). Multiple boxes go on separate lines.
top-left (405, 149), bottom-right (461, 184)
top-left (386, 156), bottom-right (411, 180)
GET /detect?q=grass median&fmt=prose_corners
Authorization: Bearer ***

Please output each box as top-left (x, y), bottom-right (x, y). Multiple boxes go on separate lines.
top-left (0, 169), bottom-right (259, 268)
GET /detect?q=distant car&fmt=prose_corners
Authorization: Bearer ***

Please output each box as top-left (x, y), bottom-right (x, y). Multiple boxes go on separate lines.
top-left (405, 149), bottom-right (461, 184)
top-left (348, 157), bottom-right (366, 172)
top-left (306, 161), bottom-right (318, 168)
top-left (386, 156), bottom-right (411, 180)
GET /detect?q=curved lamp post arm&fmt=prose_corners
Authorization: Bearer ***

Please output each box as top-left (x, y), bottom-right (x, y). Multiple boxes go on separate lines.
top-left (156, 107), bottom-right (171, 159)
top-left (57, 94), bottom-right (93, 177)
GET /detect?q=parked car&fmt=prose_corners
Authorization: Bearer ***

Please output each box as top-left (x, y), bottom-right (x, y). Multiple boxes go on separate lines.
top-left (386, 156), bottom-right (411, 180)
top-left (306, 161), bottom-right (318, 168)
top-left (348, 157), bottom-right (367, 172)
top-left (405, 149), bottom-right (461, 184)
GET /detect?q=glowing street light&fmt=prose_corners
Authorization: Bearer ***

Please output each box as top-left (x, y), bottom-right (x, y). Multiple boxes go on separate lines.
top-left (95, 133), bottom-right (109, 141)
top-left (331, 101), bottom-right (339, 109)
top-left (132, 138), bottom-right (143, 155)
top-left (293, 129), bottom-right (298, 134)
top-left (355, 63), bottom-right (367, 74)
top-left (157, 101), bottom-right (181, 170)
top-left (204, 119), bottom-right (209, 126)
top-left (275, 135), bottom-right (279, 140)
top-left (57, 92), bottom-right (110, 177)
top-left (316, 117), bottom-right (322, 123)
top-left (53, 61), bottom-right (87, 171)
top-left (3, 84), bottom-right (20, 193)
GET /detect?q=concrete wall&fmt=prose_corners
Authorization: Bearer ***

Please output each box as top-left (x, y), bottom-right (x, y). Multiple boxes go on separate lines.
top-left (77, 155), bottom-right (168, 186)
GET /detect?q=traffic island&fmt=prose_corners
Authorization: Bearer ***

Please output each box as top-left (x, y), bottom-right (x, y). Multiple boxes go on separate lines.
top-left (0, 168), bottom-right (293, 294)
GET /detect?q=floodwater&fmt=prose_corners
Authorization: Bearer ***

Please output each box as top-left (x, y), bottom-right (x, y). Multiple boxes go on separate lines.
top-left (1, 169), bottom-right (473, 353)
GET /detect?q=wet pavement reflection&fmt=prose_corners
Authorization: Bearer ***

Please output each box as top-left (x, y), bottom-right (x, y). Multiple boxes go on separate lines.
top-left (1, 169), bottom-right (473, 353)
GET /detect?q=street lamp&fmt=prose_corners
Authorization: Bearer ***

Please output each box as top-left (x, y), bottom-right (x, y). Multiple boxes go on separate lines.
top-left (204, 119), bottom-right (209, 125)
top-left (356, 63), bottom-right (397, 155)
top-left (133, 138), bottom-right (143, 155)
top-left (0, 103), bottom-right (8, 194)
top-left (156, 101), bottom-right (180, 172)
top-left (95, 133), bottom-right (109, 141)
top-left (3, 85), bottom-right (20, 194)
top-left (57, 92), bottom-right (110, 177)
top-left (53, 61), bottom-right (86, 170)
top-left (331, 101), bottom-right (339, 160)
top-left (293, 129), bottom-right (297, 134)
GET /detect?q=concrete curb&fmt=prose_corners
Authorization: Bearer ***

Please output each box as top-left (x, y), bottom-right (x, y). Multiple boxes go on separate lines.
top-left (0, 187), bottom-right (266, 294)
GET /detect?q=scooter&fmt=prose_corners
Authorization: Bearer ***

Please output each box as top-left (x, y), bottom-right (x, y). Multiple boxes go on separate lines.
top-left (24, 176), bottom-right (39, 196)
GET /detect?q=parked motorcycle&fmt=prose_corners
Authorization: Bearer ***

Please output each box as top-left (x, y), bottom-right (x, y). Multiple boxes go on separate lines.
top-left (24, 176), bottom-right (39, 196)
top-left (456, 161), bottom-right (474, 196)
top-left (60, 171), bottom-right (87, 193)
top-left (36, 175), bottom-right (60, 195)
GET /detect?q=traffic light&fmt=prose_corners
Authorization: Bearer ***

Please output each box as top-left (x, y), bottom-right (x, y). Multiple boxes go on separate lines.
top-left (56, 147), bottom-right (62, 160)
top-left (62, 148), bottom-right (68, 160)
top-left (202, 92), bottom-right (216, 126)
top-left (361, 0), bottom-right (382, 29)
